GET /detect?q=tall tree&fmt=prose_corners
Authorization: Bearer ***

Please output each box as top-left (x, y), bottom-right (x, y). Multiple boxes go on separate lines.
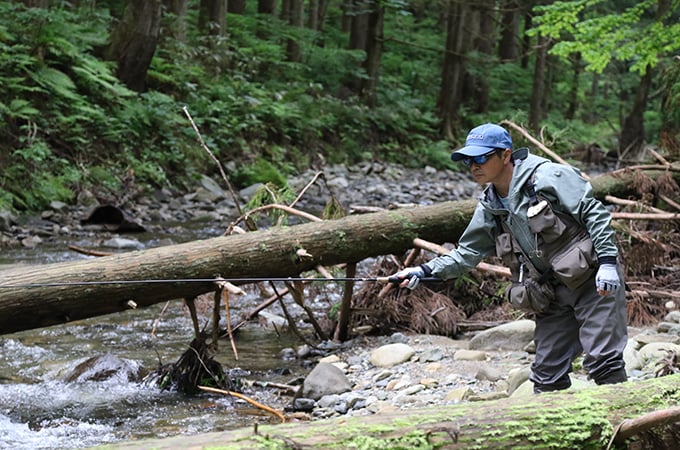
top-left (257, 0), bottom-right (276, 39)
top-left (316, 0), bottom-right (330, 32)
top-left (564, 52), bottom-right (582, 120)
top-left (163, 0), bottom-right (188, 42)
top-left (198, 0), bottom-right (226, 36)
top-left (437, 0), bottom-right (469, 139)
top-left (346, 0), bottom-right (369, 93)
top-left (107, 0), bottom-right (163, 93)
top-left (286, 0), bottom-right (305, 62)
top-left (341, 0), bottom-right (352, 32)
top-left (528, 34), bottom-right (550, 131)
top-left (227, 0), bottom-right (246, 14)
top-left (360, 0), bottom-right (384, 107)
top-left (281, 0), bottom-right (291, 21)
top-left (463, 0), bottom-right (495, 114)
top-left (257, 0), bottom-right (276, 14)
top-left (498, 0), bottom-right (520, 62)
top-left (308, 0), bottom-right (319, 30)
top-left (348, 0), bottom-right (369, 54)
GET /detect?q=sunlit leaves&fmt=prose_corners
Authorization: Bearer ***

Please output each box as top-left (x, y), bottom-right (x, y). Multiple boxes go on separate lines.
top-left (532, 0), bottom-right (680, 74)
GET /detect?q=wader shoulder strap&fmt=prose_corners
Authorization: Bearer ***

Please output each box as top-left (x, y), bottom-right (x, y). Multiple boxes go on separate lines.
top-left (525, 161), bottom-right (549, 206)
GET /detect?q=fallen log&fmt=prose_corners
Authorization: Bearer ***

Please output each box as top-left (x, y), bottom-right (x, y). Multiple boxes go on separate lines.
top-left (96, 374), bottom-right (680, 449)
top-left (1, 164), bottom-right (678, 335)
top-left (0, 200), bottom-right (477, 335)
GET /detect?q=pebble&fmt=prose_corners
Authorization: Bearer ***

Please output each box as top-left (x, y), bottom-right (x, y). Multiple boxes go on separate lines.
top-left (277, 322), bottom-right (680, 420)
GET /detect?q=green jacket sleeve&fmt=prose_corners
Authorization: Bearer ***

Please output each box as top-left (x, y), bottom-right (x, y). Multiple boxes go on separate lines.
top-left (423, 203), bottom-right (497, 280)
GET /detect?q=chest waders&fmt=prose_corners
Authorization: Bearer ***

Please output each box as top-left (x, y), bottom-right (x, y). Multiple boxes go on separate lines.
top-left (494, 167), bottom-right (628, 392)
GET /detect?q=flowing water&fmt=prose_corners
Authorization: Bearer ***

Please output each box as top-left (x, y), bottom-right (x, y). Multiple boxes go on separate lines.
top-left (0, 223), bottom-right (333, 449)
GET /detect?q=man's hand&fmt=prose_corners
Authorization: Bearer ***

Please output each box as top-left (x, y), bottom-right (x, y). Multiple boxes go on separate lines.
top-left (596, 263), bottom-right (620, 296)
top-left (394, 266), bottom-right (426, 290)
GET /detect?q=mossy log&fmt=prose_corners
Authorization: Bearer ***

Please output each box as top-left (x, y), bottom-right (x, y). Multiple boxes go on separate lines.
top-left (96, 374), bottom-right (680, 449)
top-left (0, 199), bottom-right (476, 335)
top-left (0, 165), bottom-right (678, 335)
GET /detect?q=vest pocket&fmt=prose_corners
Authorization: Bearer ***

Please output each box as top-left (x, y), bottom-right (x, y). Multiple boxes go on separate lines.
top-left (550, 236), bottom-right (596, 289)
top-left (506, 278), bottom-right (554, 313)
top-left (495, 232), bottom-right (520, 276)
top-left (527, 200), bottom-right (566, 243)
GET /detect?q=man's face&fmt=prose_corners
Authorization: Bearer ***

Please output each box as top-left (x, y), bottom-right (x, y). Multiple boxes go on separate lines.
top-left (467, 149), bottom-right (506, 185)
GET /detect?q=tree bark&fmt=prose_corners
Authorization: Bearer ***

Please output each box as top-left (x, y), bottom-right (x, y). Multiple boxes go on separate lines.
top-left (529, 33), bottom-right (549, 131)
top-left (257, 0), bottom-right (276, 14)
top-left (286, 0), bottom-right (304, 62)
top-left (198, 0), bottom-right (226, 36)
top-left (307, 0), bottom-right (319, 30)
top-left (107, 0), bottom-right (162, 92)
top-left (0, 200), bottom-right (476, 335)
top-left (280, 0), bottom-right (290, 21)
top-left (256, 0), bottom-right (276, 39)
top-left (466, 0), bottom-right (494, 114)
top-left (2, 166), bottom-right (679, 335)
top-left (360, 0), bottom-right (384, 107)
top-left (346, 0), bottom-right (369, 94)
top-left (163, 0), bottom-right (188, 42)
top-left (348, 0), bottom-right (368, 52)
top-left (498, 0), bottom-right (519, 62)
top-left (437, 0), bottom-right (468, 140)
top-left (227, 0), bottom-right (246, 14)
top-left (619, 68), bottom-right (653, 160)
top-left (565, 52), bottom-right (582, 120)
top-left (91, 374), bottom-right (680, 449)
top-left (341, 0), bottom-right (352, 32)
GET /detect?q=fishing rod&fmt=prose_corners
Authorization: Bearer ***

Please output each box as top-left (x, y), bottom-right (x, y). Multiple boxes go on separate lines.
top-left (0, 276), bottom-right (442, 289)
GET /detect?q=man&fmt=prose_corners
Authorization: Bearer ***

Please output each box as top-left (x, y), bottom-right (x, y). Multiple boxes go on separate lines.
top-left (394, 123), bottom-right (628, 393)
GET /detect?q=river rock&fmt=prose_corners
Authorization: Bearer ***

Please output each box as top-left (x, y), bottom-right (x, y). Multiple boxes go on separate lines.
top-left (102, 237), bottom-right (143, 249)
top-left (0, 210), bottom-right (16, 232)
top-left (664, 310), bottom-right (680, 323)
top-left (453, 349), bottom-right (487, 361)
top-left (300, 362), bottom-right (352, 400)
top-left (63, 354), bottom-right (146, 383)
top-left (623, 339), bottom-right (644, 372)
top-left (632, 332), bottom-right (680, 346)
top-left (506, 366), bottom-right (531, 395)
top-left (468, 320), bottom-right (535, 351)
top-left (369, 343), bottom-right (416, 367)
top-left (638, 342), bottom-right (680, 367)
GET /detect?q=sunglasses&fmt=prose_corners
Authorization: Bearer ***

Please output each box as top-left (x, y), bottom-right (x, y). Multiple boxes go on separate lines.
top-left (461, 149), bottom-right (502, 166)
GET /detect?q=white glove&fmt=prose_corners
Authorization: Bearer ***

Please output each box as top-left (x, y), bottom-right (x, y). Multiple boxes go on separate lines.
top-left (395, 266), bottom-right (425, 290)
top-left (596, 263), bottom-right (620, 293)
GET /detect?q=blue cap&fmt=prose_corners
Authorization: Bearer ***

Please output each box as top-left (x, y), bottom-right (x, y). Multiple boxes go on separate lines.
top-left (451, 123), bottom-right (513, 161)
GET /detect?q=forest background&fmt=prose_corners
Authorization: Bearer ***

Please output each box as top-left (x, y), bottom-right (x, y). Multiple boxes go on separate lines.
top-left (0, 0), bottom-right (679, 213)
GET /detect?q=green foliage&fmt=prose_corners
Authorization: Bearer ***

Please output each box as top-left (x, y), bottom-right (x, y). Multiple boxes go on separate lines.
top-left (4, 140), bottom-right (79, 210)
top-left (532, 0), bottom-right (680, 74)
top-left (233, 156), bottom-right (292, 189)
top-left (322, 196), bottom-right (347, 220)
top-left (243, 181), bottom-right (296, 226)
top-left (0, 0), bottom-right (675, 214)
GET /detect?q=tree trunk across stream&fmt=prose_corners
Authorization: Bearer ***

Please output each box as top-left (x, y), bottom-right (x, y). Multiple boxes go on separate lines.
top-left (0, 164), bottom-right (679, 335)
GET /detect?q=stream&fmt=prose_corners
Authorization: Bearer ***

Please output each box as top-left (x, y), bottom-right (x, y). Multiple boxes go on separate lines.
top-left (0, 163), bottom-right (488, 449)
top-left (0, 220), bottom-right (331, 450)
